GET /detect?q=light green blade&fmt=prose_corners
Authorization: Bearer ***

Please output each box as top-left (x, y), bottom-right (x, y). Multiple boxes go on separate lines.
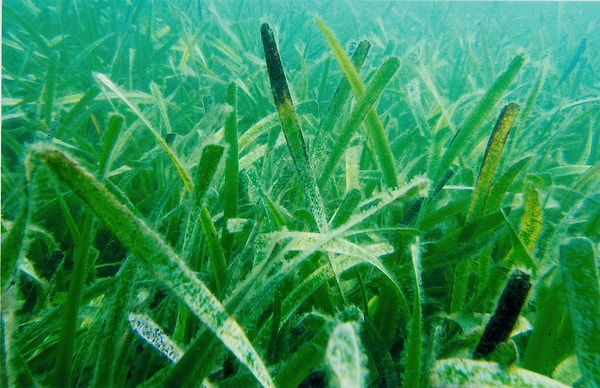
top-left (94, 72), bottom-right (194, 192)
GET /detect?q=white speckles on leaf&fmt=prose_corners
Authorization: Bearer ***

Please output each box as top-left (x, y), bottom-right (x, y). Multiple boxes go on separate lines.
top-left (326, 322), bottom-right (368, 388)
top-left (129, 313), bottom-right (183, 363)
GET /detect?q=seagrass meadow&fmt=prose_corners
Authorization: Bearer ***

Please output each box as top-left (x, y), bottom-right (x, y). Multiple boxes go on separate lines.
top-left (2, 0), bottom-right (600, 386)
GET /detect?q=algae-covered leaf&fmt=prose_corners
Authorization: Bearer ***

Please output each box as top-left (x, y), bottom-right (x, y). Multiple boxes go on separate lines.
top-left (1, 182), bottom-right (34, 387)
top-left (552, 355), bottom-right (582, 387)
top-left (128, 313), bottom-right (183, 363)
top-left (467, 103), bottom-right (520, 221)
top-left (1, 186), bottom-right (30, 291)
top-left (559, 237), bottom-right (600, 388)
top-left (452, 103), bottom-right (521, 313)
top-left (552, 354), bottom-right (581, 386)
top-left (237, 101), bottom-right (317, 154)
top-left (18, 256), bottom-right (48, 288)
top-left (431, 358), bottom-right (570, 387)
top-left (31, 144), bottom-right (274, 388)
top-left (499, 182), bottom-right (542, 270)
top-left (444, 312), bottom-right (532, 340)
top-left (245, 169), bottom-right (288, 231)
top-left (326, 322), bottom-right (368, 388)
top-left (519, 183), bottom-right (542, 252)
top-left (261, 23), bottom-right (328, 233)
top-left (435, 54), bottom-right (524, 185)
top-left (193, 144), bottom-right (224, 208)
top-left (252, 232), bottom-right (412, 351)
top-left (571, 162), bottom-right (600, 197)
top-left (403, 238), bottom-right (424, 387)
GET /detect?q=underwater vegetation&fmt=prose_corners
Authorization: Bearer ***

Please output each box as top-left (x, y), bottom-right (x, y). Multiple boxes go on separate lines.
top-left (2, 0), bottom-right (599, 387)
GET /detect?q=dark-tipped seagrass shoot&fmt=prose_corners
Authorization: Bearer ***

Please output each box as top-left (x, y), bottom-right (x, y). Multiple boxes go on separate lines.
top-left (260, 22), bottom-right (328, 233)
top-left (451, 102), bottom-right (524, 315)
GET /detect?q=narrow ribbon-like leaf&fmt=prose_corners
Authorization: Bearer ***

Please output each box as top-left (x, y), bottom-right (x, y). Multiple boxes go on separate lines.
top-left (129, 313), bottom-right (183, 363)
top-left (261, 23), bottom-right (328, 232)
top-left (431, 359), bottom-right (570, 387)
top-left (316, 17), bottom-right (398, 188)
top-left (483, 156), bottom-right (531, 214)
top-left (326, 322), bottom-right (367, 388)
top-left (519, 183), bottom-right (542, 252)
top-left (31, 144), bottom-right (274, 388)
top-left (313, 40), bottom-right (370, 168)
top-left (560, 237), bottom-right (600, 388)
top-left (452, 103), bottom-right (521, 314)
top-left (43, 53), bottom-right (58, 126)
top-left (404, 237), bottom-right (424, 386)
top-left (150, 82), bottom-right (174, 136)
top-left (467, 102), bottom-right (520, 220)
top-left (319, 56), bottom-right (400, 187)
top-left (222, 82), bottom-right (239, 255)
top-left (97, 113), bottom-right (124, 179)
top-left (435, 54), bottom-right (524, 185)
top-left (199, 206), bottom-right (228, 296)
top-left (94, 72), bottom-right (194, 192)
top-left (330, 188), bottom-right (362, 229)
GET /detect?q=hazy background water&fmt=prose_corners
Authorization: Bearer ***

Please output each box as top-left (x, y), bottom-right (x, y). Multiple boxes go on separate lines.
top-left (204, 1), bottom-right (598, 76)
top-left (3, 0), bottom-right (598, 159)
top-left (187, 0), bottom-right (599, 112)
